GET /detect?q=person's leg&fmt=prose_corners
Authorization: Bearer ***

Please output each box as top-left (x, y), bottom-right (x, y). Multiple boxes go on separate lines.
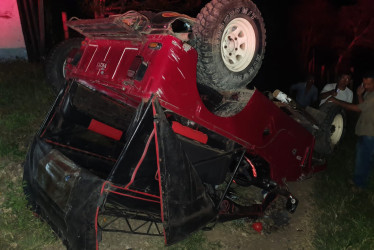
top-left (354, 136), bottom-right (374, 188)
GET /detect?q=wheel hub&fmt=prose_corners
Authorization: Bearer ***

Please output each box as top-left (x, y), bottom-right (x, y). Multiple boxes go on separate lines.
top-left (330, 114), bottom-right (344, 145)
top-left (226, 37), bottom-right (236, 53)
top-left (221, 18), bottom-right (256, 72)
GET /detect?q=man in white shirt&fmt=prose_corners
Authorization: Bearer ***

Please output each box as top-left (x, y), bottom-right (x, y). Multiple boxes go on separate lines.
top-left (319, 73), bottom-right (353, 106)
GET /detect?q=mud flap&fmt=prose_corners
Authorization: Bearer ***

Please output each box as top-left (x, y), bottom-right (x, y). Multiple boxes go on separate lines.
top-left (152, 99), bottom-right (216, 245)
top-left (23, 138), bottom-right (105, 249)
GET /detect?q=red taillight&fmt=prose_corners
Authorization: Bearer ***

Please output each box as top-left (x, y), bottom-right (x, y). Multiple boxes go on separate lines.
top-left (88, 119), bottom-right (123, 141)
top-left (171, 121), bottom-right (208, 144)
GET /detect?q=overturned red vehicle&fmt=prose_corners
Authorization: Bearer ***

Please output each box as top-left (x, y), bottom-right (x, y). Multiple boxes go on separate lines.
top-left (24, 1), bottom-right (339, 249)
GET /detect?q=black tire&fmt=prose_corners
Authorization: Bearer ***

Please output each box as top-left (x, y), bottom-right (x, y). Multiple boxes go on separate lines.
top-left (193, 0), bottom-right (266, 91)
top-left (45, 38), bottom-right (83, 93)
top-left (314, 103), bottom-right (346, 155)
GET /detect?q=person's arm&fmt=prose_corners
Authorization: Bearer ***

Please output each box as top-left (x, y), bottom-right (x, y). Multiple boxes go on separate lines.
top-left (320, 89), bottom-right (337, 100)
top-left (319, 84), bottom-right (337, 101)
top-left (328, 96), bottom-right (361, 112)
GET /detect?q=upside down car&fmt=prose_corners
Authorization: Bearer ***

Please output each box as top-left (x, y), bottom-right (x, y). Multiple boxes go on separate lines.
top-left (24, 0), bottom-right (347, 249)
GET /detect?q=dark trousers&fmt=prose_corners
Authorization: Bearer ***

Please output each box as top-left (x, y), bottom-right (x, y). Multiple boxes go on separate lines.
top-left (354, 136), bottom-right (374, 188)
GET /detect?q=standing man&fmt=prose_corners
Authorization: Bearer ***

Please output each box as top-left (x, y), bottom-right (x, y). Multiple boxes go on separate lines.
top-left (320, 73), bottom-right (353, 106)
top-left (328, 71), bottom-right (374, 188)
top-left (289, 74), bottom-right (318, 108)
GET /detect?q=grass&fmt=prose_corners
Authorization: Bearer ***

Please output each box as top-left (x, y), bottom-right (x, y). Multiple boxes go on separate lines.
top-left (313, 112), bottom-right (374, 249)
top-left (0, 167), bottom-right (58, 249)
top-left (0, 61), bottom-right (54, 160)
top-left (0, 61), bottom-right (59, 249)
top-left (169, 231), bottom-right (222, 250)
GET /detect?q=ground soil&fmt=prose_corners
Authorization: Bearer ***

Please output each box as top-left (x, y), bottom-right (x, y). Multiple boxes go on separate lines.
top-left (98, 178), bottom-right (316, 250)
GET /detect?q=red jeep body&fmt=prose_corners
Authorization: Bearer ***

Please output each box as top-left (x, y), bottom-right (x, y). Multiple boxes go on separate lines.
top-left (66, 26), bottom-right (315, 184)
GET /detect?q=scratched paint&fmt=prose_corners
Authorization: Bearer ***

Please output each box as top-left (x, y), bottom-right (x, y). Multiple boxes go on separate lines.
top-left (177, 67), bottom-right (185, 79)
top-left (171, 40), bottom-right (181, 50)
top-left (168, 40), bottom-right (183, 63)
top-left (183, 43), bottom-right (192, 52)
top-left (156, 88), bottom-right (164, 97)
top-left (169, 49), bottom-right (180, 63)
top-left (0, 0), bottom-right (27, 59)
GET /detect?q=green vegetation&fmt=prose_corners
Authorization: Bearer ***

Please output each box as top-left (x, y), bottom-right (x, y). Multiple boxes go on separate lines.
top-left (0, 61), bottom-right (59, 249)
top-left (313, 113), bottom-right (374, 249)
top-left (0, 61), bottom-right (54, 160)
top-left (169, 231), bottom-right (222, 250)
top-left (0, 169), bottom-right (58, 249)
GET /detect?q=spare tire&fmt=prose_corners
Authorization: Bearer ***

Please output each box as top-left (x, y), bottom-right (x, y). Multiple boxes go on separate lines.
top-left (193, 0), bottom-right (266, 90)
top-left (314, 103), bottom-right (346, 155)
top-left (45, 38), bottom-right (83, 93)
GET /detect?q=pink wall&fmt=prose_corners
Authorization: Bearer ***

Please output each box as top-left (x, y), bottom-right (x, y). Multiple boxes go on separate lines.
top-left (0, 0), bottom-right (27, 59)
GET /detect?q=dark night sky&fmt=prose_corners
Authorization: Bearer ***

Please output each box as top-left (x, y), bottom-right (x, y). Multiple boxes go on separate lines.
top-left (43, 0), bottom-right (374, 92)
top-left (245, 0), bottom-right (302, 91)
top-left (252, 0), bottom-right (374, 91)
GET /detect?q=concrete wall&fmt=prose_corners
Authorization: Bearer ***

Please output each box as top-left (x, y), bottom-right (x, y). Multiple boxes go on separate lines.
top-left (0, 0), bottom-right (27, 60)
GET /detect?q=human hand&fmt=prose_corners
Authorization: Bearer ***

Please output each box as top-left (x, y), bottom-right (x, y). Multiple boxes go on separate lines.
top-left (327, 96), bottom-right (336, 103)
top-left (357, 83), bottom-right (365, 96)
top-left (331, 89), bottom-right (338, 97)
